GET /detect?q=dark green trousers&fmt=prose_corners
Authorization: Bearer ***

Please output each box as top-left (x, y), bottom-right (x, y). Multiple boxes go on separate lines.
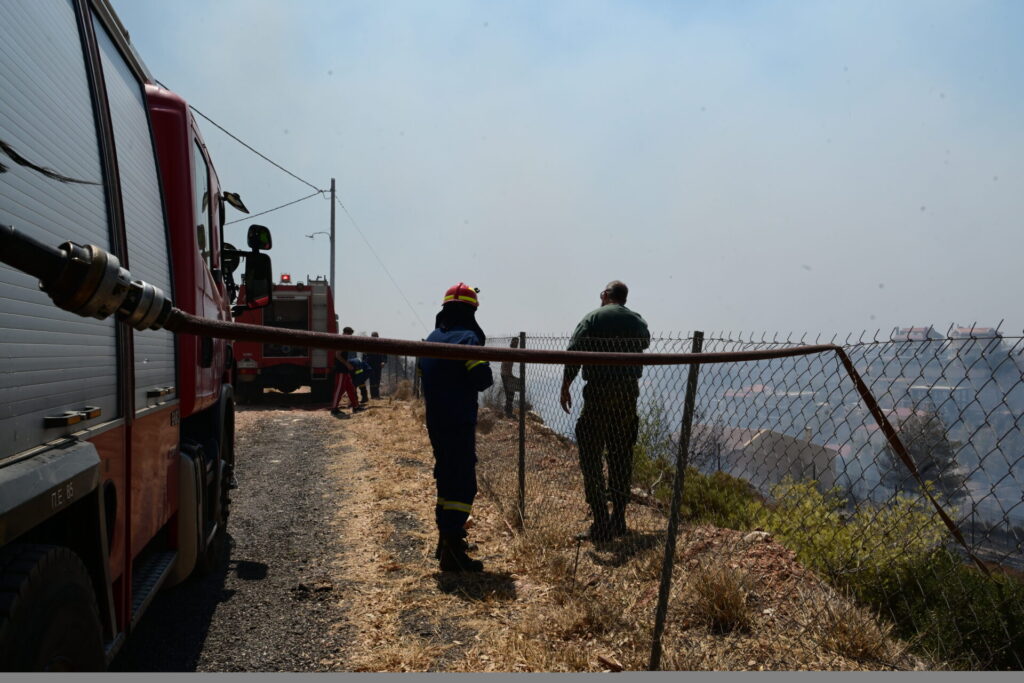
top-left (575, 380), bottom-right (640, 517)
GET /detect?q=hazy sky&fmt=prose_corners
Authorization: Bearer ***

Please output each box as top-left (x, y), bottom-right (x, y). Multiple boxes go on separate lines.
top-left (112, 0), bottom-right (1023, 340)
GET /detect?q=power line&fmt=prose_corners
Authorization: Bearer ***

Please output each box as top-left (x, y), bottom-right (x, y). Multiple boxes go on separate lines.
top-left (189, 105), bottom-right (325, 193)
top-left (184, 103), bottom-right (425, 332)
top-left (334, 195), bottom-right (429, 333)
top-left (225, 190), bottom-right (324, 225)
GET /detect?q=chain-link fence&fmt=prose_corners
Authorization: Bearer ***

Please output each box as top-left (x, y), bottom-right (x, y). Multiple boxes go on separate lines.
top-left (380, 354), bottom-right (417, 398)
top-left (471, 328), bottom-right (1024, 670)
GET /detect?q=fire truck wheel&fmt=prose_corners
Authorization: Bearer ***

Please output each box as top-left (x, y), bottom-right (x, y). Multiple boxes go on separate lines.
top-left (312, 373), bottom-right (334, 403)
top-left (236, 382), bottom-right (259, 405)
top-left (0, 544), bottom-right (105, 671)
top-left (195, 402), bottom-right (233, 575)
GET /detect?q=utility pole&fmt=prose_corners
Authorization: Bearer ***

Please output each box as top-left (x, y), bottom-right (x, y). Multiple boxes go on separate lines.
top-left (329, 177), bottom-right (336, 294)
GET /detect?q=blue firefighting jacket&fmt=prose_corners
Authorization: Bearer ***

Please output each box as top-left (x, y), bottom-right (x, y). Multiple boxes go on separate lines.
top-left (351, 359), bottom-right (370, 385)
top-left (420, 325), bottom-right (493, 426)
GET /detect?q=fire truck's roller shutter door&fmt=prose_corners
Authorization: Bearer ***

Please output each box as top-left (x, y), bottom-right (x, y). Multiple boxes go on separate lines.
top-left (311, 282), bottom-right (328, 369)
top-left (93, 13), bottom-right (176, 410)
top-left (0, 0), bottom-right (119, 459)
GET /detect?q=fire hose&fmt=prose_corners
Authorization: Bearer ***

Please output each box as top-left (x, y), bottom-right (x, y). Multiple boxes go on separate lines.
top-left (0, 223), bottom-right (988, 575)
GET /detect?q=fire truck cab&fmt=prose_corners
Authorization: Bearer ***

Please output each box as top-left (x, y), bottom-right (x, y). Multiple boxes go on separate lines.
top-left (0, 0), bottom-right (270, 669)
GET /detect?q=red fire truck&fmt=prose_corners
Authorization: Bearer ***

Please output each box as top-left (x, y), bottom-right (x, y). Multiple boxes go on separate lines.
top-left (233, 275), bottom-right (338, 404)
top-left (0, 0), bottom-right (271, 670)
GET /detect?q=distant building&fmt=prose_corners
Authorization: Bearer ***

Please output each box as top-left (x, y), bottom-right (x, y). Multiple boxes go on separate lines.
top-left (892, 325), bottom-right (944, 342)
top-left (950, 326), bottom-right (1000, 339)
top-left (693, 424), bottom-right (838, 493)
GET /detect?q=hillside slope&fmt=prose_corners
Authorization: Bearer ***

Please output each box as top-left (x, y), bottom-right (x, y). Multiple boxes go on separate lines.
top-left (324, 394), bottom-right (930, 671)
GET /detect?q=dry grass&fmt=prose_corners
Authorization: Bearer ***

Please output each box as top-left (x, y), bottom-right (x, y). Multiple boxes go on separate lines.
top-left (689, 562), bottom-right (753, 633)
top-left (813, 591), bottom-right (903, 663)
top-left (319, 397), bottom-right (932, 671)
top-left (391, 379), bottom-right (413, 401)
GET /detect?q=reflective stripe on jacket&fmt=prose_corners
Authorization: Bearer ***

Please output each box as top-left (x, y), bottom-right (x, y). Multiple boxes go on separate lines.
top-left (420, 326), bottom-right (493, 425)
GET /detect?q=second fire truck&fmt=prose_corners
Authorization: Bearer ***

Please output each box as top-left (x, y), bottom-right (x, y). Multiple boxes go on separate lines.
top-left (233, 275), bottom-right (338, 403)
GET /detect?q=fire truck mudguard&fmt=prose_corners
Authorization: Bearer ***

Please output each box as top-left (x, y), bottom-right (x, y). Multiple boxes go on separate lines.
top-left (0, 441), bottom-right (102, 546)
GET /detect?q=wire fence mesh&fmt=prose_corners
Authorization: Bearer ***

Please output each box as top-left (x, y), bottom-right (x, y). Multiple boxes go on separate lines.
top-left (381, 354), bottom-right (417, 398)
top-left (471, 328), bottom-right (1024, 670)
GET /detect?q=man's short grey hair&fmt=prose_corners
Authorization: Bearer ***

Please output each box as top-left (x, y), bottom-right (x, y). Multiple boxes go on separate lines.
top-left (604, 280), bottom-right (628, 303)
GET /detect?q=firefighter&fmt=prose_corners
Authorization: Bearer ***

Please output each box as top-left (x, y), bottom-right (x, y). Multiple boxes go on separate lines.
top-left (331, 326), bottom-right (365, 416)
top-left (352, 357), bottom-right (371, 404)
top-left (419, 282), bottom-right (493, 572)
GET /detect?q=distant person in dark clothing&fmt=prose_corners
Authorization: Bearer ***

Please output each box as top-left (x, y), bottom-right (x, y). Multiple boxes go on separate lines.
top-left (560, 280), bottom-right (650, 542)
top-left (363, 331), bottom-right (387, 399)
top-left (500, 337), bottom-right (521, 418)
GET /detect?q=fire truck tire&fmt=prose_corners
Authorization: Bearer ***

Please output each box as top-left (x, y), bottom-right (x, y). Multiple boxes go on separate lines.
top-left (194, 400), bottom-right (233, 575)
top-left (0, 543), bottom-right (105, 671)
top-left (236, 382), bottom-right (259, 405)
top-left (312, 373), bottom-right (334, 403)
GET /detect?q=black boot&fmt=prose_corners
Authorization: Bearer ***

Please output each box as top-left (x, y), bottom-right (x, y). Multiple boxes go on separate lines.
top-left (576, 504), bottom-right (612, 542)
top-left (439, 533), bottom-right (483, 572)
top-left (434, 532), bottom-right (477, 559)
top-left (609, 510), bottom-right (627, 537)
top-left (610, 499), bottom-right (628, 537)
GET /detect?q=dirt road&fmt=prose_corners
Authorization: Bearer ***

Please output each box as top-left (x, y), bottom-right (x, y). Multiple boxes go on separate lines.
top-left (112, 395), bottom-right (358, 671)
top-left (110, 392), bottom-right (520, 672)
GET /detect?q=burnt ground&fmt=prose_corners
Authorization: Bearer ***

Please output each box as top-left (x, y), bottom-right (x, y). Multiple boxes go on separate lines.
top-left (111, 392), bottom-right (356, 672)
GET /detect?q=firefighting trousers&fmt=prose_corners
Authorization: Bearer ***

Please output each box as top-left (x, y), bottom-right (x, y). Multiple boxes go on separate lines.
top-left (575, 380), bottom-right (640, 515)
top-left (331, 372), bottom-right (359, 410)
top-left (369, 367), bottom-right (382, 398)
top-left (427, 421), bottom-right (478, 535)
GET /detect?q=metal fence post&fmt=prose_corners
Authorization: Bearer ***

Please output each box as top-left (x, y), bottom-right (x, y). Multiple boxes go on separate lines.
top-left (413, 356), bottom-right (420, 398)
top-left (517, 331), bottom-right (527, 527)
top-left (648, 331), bottom-right (703, 671)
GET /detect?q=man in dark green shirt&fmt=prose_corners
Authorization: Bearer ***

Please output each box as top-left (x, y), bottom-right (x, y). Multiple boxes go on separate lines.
top-left (560, 280), bottom-right (650, 541)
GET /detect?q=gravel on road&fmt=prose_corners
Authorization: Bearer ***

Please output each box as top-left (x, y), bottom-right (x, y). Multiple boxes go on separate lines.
top-left (111, 401), bottom-right (354, 672)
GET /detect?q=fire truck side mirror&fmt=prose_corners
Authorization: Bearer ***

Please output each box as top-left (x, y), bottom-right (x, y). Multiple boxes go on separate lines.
top-left (247, 224), bottom-right (272, 251)
top-left (243, 252), bottom-right (274, 310)
top-left (222, 243), bottom-right (241, 274)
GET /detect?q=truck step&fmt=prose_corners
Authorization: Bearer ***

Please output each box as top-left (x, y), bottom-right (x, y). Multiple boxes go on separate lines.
top-left (130, 550), bottom-right (177, 628)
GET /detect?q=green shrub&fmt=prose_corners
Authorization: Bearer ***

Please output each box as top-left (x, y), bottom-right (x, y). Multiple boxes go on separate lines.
top-left (754, 478), bottom-right (1024, 669)
top-left (754, 479), bottom-right (946, 590)
top-left (632, 402), bottom-right (763, 529)
top-left (865, 550), bottom-right (1024, 670)
top-left (681, 469), bottom-right (762, 530)
top-left (632, 458), bottom-right (762, 531)
top-left (631, 400), bottom-right (677, 495)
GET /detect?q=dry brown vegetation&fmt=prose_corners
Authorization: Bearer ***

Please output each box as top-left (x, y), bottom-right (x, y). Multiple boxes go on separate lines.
top-left (320, 396), bottom-right (931, 671)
